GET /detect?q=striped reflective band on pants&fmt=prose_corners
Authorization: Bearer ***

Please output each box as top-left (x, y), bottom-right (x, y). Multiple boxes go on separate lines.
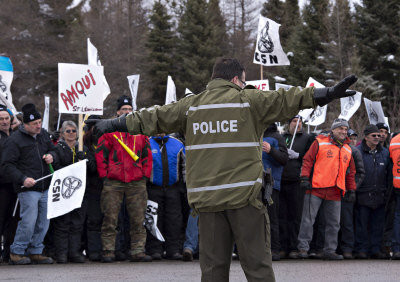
top-left (188, 178), bottom-right (263, 193)
top-left (186, 142), bottom-right (259, 150)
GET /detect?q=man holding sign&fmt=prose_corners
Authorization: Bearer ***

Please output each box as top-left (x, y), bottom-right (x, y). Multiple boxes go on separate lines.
top-left (2, 104), bottom-right (57, 265)
top-left (87, 58), bottom-right (357, 281)
top-left (95, 95), bottom-right (153, 263)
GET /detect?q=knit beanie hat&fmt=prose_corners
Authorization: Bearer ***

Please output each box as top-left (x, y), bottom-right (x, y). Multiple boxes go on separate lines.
top-left (22, 103), bottom-right (41, 123)
top-left (376, 122), bottom-right (389, 132)
top-left (363, 124), bottom-right (379, 136)
top-left (117, 95), bottom-right (132, 110)
top-left (331, 118), bottom-right (349, 130)
top-left (289, 115), bottom-right (302, 123)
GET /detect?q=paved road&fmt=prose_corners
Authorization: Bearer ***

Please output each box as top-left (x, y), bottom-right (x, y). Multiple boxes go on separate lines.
top-left (0, 260), bottom-right (399, 281)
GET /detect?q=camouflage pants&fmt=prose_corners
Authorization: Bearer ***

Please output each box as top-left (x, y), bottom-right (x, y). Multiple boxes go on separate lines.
top-left (101, 179), bottom-right (147, 255)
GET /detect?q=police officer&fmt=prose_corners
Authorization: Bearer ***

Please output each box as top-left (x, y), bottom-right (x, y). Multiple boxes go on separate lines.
top-left (87, 58), bottom-right (357, 281)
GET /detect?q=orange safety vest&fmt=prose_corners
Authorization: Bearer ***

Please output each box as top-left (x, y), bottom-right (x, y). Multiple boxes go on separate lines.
top-left (389, 134), bottom-right (400, 189)
top-left (311, 136), bottom-right (352, 191)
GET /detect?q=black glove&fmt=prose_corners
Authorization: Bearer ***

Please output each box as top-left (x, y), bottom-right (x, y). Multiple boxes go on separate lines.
top-left (300, 177), bottom-right (312, 191)
top-left (76, 151), bottom-right (86, 160)
top-left (314, 75), bottom-right (358, 106)
top-left (344, 190), bottom-right (356, 203)
top-left (85, 114), bottom-right (128, 138)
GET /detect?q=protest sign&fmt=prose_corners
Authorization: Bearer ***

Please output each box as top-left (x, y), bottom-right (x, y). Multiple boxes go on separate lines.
top-left (47, 161), bottom-right (87, 219)
top-left (338, 91), bottom-right (362, 120)
top-left (275, 83), bottom-right (293, 91)
top-left (165, 76), bottom-right (176, 105)
top-left (253, 16), bottom-right (290, 66)
top-left (246, 80), bottom-right (270, 91)
top-left (306, 77), bottom-right (327, 126)
top-left (127, 74), bottom-right (140, 110)
top-left (363, 98), bottom-right (385, 125)
top-left (87, 38), bottom-right (110, 101)
top-left (42, 96), bottom-right (50, 131)
top-left (145, 200), bottom-right (165, 242)
top-left (0, 56), bottom-right (17, 113)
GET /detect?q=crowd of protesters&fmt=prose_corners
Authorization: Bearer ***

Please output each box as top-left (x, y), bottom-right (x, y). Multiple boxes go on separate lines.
top-left (1, 94), bottom-right (400, 266)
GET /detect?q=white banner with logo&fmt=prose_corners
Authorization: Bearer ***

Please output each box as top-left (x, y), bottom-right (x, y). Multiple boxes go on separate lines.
top-left (87, 38), bottom-right (111, 102)
top-left (363, 98), bottom-right (386, 125)
top-left (47, 160), bottom-right (87, 219)
top-left (338, 91), bottom-right (362, 120)
top-left (253, 16), bottom-right (290, 66)
top-left (165, 76), bottom-right (176, 105)
top-left (58, 63), bottom-right (107, 114)
top-left (275, 83), bottom-right (294, 91)
top-left (42, 96), bottom-right (50, 131)
top-left (185, 88), bottom-right (193, 95)
top-left (144, 200), bottom-right (165, 242)
top-left (127, 74), bottom-right (140, 110)
top-left (305, 77), bottom-right (327, 126)
top-left (0, 56), bottom-right (17, 114)
top-left (246, 79), bottom-right (269, 91)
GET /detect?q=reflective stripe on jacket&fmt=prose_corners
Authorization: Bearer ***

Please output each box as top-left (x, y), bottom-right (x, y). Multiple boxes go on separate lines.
top-left (126, 79), bottom-right (316, 212)
top-left (389, 134), bottom-right (400, 188)
top-left (311, 135), bottom-right (352, 191)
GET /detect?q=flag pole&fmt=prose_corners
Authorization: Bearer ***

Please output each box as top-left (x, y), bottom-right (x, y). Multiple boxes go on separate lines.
top-left (56, 113), bottom-right (62, 131)
top-left (260, 65), bottom-right (263, 80)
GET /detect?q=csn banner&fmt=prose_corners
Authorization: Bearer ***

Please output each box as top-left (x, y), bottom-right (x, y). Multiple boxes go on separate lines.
top-left (363, 98), bottom-right (386, 125)
top-left (253, 16), bottom-right (290, 66)
top-left (306, 77), bottom-right (327, 126)
top-left (338, 91), bottom-right (362, 120)
top-left (127, 74), bottom-right (140, 110)
top-left (58, 63), bottom-right (107, 115)
top-left (165, 76), bottom-right (176, 105)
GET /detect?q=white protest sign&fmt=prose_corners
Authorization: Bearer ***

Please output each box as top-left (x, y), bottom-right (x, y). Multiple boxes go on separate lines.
top-left (127, 74), bottom-right (140, 110)
top-left (144, 200), bottom-right (165, 242)
top-left (246, 80), bottom-right (269, 91)
top-left (47, 161), bottom-right (87, 219)
top-left (253, 16), bottom-right (290, 66)
top-left (87, 38), bottom-right (110, 102)
top-left (363, 98), bottom-right (385, 125)
top-left (58, 63), bottom-right (106, 115)
top-left (185, 88), bottom-right (193, 95)
top-left (165, 76), bottom-right (176, 105)
top-left (275, 83), bottom-right (293, 91)
top-left (42, 96), bottom-right (50, 131)
top-left (306, 77), bottom-right (327, 126)
top-left (338, 91), bottom-right (362, 120)
top-left (384, 117), bottom-right (390, 132)
top-left (0, 56), bottom-right (17, 114)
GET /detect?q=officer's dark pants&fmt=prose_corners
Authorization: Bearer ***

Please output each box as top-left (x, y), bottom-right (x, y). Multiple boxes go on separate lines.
top-left (84, 192), bottom-right (103, 256)
top-left (53, 206), bottom-right (85, 258)
top-left (146, 184), bottom-right (182, 256)
top-left (267, 189), bottom-right (280, 253)
top-left (0, 186), bottom-right (18, 261)
top-left (354, 204), bottom-right (385, 254)
top-left (279, 180), bottom-right (305, 253)
top-left (199, 204), bottom-right (275, 282)
top-left (339, 200), bottom-right (355, 253)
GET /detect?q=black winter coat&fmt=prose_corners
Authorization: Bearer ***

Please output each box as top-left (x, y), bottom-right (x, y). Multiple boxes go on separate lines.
top-left (1, 126), bottom-right (58, 193)
top-left (0, 130), bottom-right (13, 190)
top-left (356, 140), bottom-right (392, 209)
top-left (281, 131), bottom-right (315, 181)
top-left (349, 144), bottom-right (365, 188)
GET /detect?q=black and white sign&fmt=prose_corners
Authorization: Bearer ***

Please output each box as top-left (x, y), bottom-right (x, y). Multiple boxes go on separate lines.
top-left (127, 74), bottom-right (140, 110)
top-left (145, 200), bottom-right (165, 242)
top-left (338, 91), bottom-right (362, 120)
top-left (363, 98), bottom-right (386, 125)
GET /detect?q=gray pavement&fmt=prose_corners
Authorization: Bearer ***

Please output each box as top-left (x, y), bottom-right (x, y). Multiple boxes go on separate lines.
top-left (0, 260), bottom-right (399, 282)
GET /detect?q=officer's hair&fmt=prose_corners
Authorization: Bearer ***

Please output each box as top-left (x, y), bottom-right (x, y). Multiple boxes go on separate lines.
top-left (211, 58), bottom-right (245, 81)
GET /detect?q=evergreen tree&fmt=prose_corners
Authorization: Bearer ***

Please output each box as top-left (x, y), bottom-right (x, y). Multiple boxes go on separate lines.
top-left (282, 0), bottom-right (300, 46)
top-left (207, 0), bottom-right (228, 57)
top-left (261, 0), bottom-right (284, 24)
top-left (146, 0), bottom-right (177, 105)
top-left (355, 0), bottom-right (400, 98)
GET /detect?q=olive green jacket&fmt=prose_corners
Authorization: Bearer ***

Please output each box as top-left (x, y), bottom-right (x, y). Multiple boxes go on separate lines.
top-left (127, 79), bottom-right (316, 212)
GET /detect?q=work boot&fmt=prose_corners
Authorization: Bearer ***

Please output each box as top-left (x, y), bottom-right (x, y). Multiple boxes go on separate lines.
top-left (392, 252), bottom-right (400, 260)
top-left (29, 254), bottom-right (54, 264)
top-left (343, 252), bottom-right (353, 259)
top-left (354, 252), bottom-right (368, 259)
top-left (182, 248), bottom-right (193, 262)
top-left (288, 251), bottom-right (298, 259)
top-left (115, 250), bottom-right (127, 261)
top-left (297, 250), bottom-right (309, 259)
top-left (101, 250), bottom-right (115, 263)
top-left (166, 252), bottom-right (183, 260)
top-left (279, 251), bottom-right (287, 259)
top-left (129, 252), bottom-right (152, 262)
top-left (323, 252), bottom-right (343, 260)
top-left (9, 253), bottom-right (31, 265)
top-left (151, 253), bottom-right (162, 260)
top-left (56, 254), bottom-right (68, 264)
top-left (272, 252), bottom-right (280, 261)
top-left (89, 252), bottom-right (102, 262)
top-left (309, 250), bottom-right (323, 259)
top-left (69, 253), bottom-right (85, 263)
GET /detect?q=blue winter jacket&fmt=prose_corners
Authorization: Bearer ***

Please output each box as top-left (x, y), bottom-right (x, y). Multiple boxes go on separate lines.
top-left (262, 126), bottom-right (288, 191)
top-left (150, 135), bottom-right (185, 187)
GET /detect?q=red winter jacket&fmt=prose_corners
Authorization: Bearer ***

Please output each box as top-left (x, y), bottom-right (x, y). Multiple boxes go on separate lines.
top-left (95, 132), bottom-right (152, 183)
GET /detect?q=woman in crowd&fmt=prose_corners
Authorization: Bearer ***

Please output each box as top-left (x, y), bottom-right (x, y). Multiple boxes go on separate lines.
top-left (51, 120), bottom-right (94, 263)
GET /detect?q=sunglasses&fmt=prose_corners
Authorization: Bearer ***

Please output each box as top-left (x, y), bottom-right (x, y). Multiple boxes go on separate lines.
top-left (65, 129), bottom-right (77, 133)
top-left (370, 134), bottom-right (380, 138)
